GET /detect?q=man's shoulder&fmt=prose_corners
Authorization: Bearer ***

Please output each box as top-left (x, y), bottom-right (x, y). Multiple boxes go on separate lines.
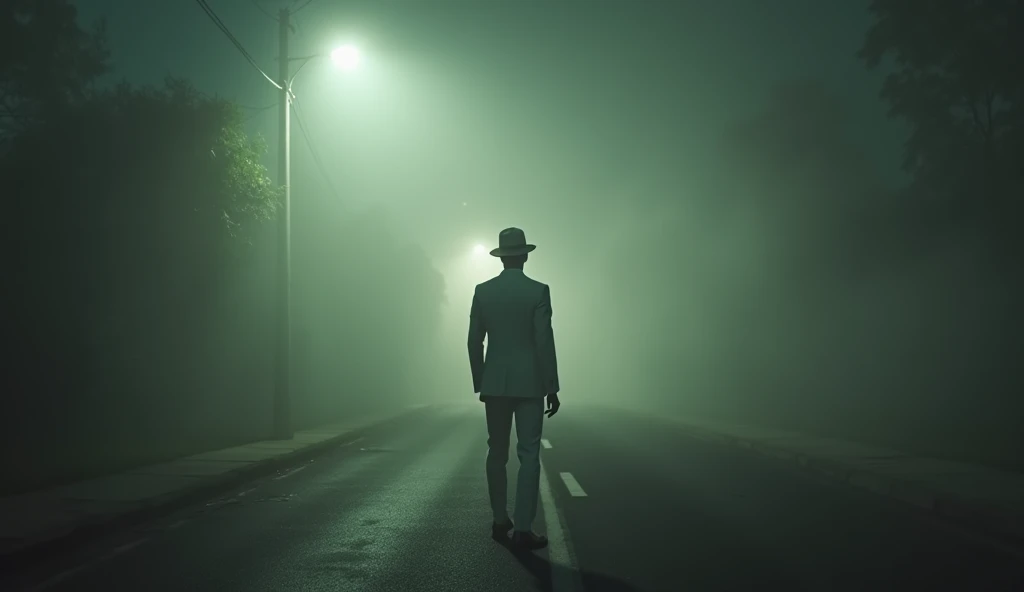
top-left (474, 272), bottom-right (548, 298)
top-left (520, 272), bottom-right (547, 287)
top-left (475, 275), bottom-right (502, 292)
top-left (521, 273), bottom-right (549, 294)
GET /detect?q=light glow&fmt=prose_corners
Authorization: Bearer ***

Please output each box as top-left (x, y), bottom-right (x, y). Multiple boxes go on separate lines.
top-left (330, 45), bottom-right (361, 70)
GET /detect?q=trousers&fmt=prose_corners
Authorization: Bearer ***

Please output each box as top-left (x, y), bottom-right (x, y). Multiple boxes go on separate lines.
top-left (483, 396), bottom-right (545, 532)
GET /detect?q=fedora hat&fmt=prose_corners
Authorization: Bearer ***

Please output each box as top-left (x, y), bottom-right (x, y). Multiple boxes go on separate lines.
top-left (489, 227), bottom-right (536, 257)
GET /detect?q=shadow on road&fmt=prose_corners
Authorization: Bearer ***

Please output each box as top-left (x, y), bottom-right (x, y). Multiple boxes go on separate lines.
top-left (500, 539), bottom-right (649, 592)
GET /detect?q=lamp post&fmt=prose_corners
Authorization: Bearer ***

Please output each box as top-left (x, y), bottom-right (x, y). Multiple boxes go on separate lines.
top-left (272, 5), bottom-right (359, 440)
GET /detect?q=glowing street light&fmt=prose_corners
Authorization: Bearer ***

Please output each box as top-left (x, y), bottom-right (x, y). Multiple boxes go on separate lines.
top-left (331, 44), bottom-right (361, 70)
top-left (473, 244), bottom-right (487, 257)
top-left (272, 9), bottom-right (362, 440)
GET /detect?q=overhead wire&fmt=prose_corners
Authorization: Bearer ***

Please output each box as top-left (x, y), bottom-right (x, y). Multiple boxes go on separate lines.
top-left (250, 0), bottom-right (279, 23)
top-left (194, 0), bottom-right (283, 90)
top-left (292, 0), bottom-right (316, 14)
top-left (291, 96), bottom-right (342, 201)
top-left (198, 0), bottom-right (334, 195)
top-left (283, 2), bottom-right (338, 200)
top-left (239, 102), bottom-right (277, 123)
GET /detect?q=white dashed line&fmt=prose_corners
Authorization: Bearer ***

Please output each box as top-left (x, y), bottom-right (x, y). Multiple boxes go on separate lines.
top-left (559, 472), bottom-right (588, 497)
top-left (106, 538), bottom-right (148, 558)
top-left (541, 439), bottom-right (552, 449)
top-left (273, 464), bottom-right (307, 480)
top-left (539, 460), bottom-right (585, 592)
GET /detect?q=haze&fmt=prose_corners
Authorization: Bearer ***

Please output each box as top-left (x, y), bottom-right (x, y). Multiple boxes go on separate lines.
top-left (3, 1), bottom-right (1022, 590)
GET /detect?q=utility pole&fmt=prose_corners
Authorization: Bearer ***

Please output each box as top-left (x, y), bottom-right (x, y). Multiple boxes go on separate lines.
top-left (273, 5), bottom-right (293, 440)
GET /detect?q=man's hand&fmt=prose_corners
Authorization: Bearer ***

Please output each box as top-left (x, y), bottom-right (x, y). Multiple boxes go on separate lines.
top-left (545, 393), bottom-right (560, 418)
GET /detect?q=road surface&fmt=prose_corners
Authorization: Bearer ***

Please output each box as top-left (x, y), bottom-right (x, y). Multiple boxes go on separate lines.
top-left (7, 404), bottom-right (1024, 591)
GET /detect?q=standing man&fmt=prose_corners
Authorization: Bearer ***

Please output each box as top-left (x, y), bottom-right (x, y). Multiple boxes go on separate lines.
top-left (468, 227), bottom-right (560, 551)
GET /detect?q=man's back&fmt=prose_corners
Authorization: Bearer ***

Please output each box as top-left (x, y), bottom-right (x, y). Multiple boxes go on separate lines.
top-left (469, 226), bottom-right (559, 550)
top-left (468, 269), bottom-right (560, 399)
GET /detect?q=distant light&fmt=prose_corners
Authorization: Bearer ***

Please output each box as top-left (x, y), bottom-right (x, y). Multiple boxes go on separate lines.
top-left (330, 45), bottom-right (361, 70)
top-left (473, 244), bottom-right (487, 256)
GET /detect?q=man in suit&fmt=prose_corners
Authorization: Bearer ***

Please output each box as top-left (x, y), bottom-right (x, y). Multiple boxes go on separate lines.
top-left (468, 227), bottom-right (561, 551)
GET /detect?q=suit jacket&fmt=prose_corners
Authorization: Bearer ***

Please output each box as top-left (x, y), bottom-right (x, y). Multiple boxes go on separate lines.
top-left (468, 268), bottom-right (560, 398)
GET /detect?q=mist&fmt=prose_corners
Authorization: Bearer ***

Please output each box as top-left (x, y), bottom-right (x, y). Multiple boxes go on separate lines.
top-left (5, 2), bottom-right (1024, 590)
top-left (4, 0), bottom-right (1021, 495)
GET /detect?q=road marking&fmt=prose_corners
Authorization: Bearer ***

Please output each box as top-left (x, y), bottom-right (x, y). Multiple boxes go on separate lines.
top-left (559, 472), bottom-right (588, 497)
top-left (106, 538), bottom-right (148, 558)
top-left (539, 459), bottom-right (585, 592)
top-left (541, 439), bottom-right (552, 449)
top-left (273, 464), bottom-right (307, 480)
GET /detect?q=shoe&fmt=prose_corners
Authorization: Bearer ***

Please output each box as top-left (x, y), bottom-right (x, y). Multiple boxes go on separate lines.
top-left (511, 530), bottom-right (548, 550)
top-left (491, 519), bottom-right (514, 541)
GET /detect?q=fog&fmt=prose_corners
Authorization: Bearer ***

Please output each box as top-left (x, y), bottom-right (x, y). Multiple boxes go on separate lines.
top-left (3, 0), bottom-right (1020, 495)
top-left (275, 3), bottom-right (1018, 466)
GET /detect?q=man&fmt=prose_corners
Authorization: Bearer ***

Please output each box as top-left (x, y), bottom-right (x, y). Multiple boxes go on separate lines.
top-left (468, 226), bottom-right (560, 551)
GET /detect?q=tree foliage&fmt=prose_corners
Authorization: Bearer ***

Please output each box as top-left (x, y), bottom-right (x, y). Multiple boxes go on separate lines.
top-left (0, 0), bottom-right (108, 138)
top-left (1, 6), bottom-right (446, 492)
top-left (859, 0), bottom-right (1024, 212)
top-left (1, 78), bottom-right (281, 477)
top-left (4, 78), bottom-right (280, 258)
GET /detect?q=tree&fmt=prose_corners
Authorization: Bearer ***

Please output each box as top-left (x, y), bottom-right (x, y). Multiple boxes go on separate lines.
top-left (0, 0), bottom-right (108, 139)
top-left (859, 0), bottom-right (1024, 217)
top-left (3, 78), bottom-right (280, 262)
top-left (3, 78), bottom-right (282, 349)
top-left (859, 2), bottom-right (1024, 467)
top-left (0, 79), bottom-right (282, 493)
top-left (0, 4), bottom-right (447, 491)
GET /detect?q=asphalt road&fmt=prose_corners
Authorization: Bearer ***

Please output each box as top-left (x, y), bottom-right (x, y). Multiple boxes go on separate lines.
top-left (7, 403), bottom-right (1024, 592)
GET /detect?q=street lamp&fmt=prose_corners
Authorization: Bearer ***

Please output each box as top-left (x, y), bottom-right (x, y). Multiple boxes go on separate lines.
top-left (273, 4), bottom-right (359, 440)
top-left (330, 44), bottom-right (361, 70)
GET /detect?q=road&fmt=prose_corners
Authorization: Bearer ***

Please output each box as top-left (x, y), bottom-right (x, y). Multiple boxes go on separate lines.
top-left (7, 403), bottom-right (1024, 592)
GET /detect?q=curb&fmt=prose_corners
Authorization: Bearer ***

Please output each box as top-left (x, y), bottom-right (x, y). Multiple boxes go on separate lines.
top-left (677, 423), bottom-right (1024, 545)
top-left (0, 405), bottom-right (431, 570)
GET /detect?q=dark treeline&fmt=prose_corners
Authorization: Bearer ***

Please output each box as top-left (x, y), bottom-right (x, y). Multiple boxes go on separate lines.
top-left (1, 2), bottom-right (444, 494)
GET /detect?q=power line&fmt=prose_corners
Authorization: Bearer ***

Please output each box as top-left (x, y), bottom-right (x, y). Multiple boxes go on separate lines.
top-left (291, 96), bottom-right (341, 201)
top-left (235, 98), bottom-right (274, 122)
top-left (292, 0), bottom-right (316, 14)
top-left (291, 97), bottom-right (339, 199)
top-left (239, 102), bottom-right (277, 122)
top-left (290, 8), bottom-right (305, 39)
top-left (250, 0), bottom-right (279, 23)
top-left (194, 0), bottom-right (283, 90)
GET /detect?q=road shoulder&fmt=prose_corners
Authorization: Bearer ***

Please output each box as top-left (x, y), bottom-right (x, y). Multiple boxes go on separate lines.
top-left (0, 404), bottom-right (430, 567)
top-left (658, 412), bottom-right (1024, 544)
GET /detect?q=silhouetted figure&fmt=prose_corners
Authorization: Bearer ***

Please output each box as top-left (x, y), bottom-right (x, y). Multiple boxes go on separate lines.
top-left (468, 227), bottom-right (561, 551)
